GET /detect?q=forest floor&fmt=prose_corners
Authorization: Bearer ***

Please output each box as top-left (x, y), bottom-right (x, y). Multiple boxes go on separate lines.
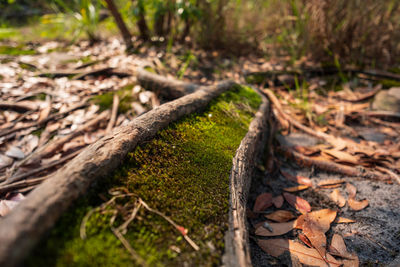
top-left (1, 37), bottom-right (400, 266)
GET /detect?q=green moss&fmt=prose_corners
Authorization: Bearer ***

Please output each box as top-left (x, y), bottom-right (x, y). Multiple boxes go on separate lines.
top-left (91, 84), bottom-right (136, 113)
top-left (379, 79), bottom-right (400, 88)
top-left (0, 45), bottom-right (36, 55)
top-left (26, 86), bottom-right (261, 267)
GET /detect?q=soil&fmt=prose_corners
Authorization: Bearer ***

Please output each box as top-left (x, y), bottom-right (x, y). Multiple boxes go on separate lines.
top-left (249, 133), bottom-right (400, 266)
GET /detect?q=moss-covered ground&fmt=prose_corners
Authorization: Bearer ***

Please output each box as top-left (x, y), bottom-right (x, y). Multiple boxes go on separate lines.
top-left (25, 85), bottom-right (261, 267)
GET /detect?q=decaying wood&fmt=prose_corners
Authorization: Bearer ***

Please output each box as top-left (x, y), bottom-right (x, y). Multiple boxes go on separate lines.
top-left (223, 88), bottom-right (270, 267)
top-left (0, 78), bottom-right (235, 267)
top-left (279, 146), bottom-right (390, 181)
top-left (137, 68), bottom-right (200, 100)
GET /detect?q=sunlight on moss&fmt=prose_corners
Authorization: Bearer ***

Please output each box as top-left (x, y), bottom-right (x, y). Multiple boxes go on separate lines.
top-left (25, 85), bottom-right (261, 267)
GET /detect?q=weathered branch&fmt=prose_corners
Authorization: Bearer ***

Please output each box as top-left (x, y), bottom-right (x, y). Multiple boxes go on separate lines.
top-left (137, 68), bottom-right (200, 100)
top-left (223, 88), bottom-right (270, 267)
top-left (0, 79), bottom-right (235, 267)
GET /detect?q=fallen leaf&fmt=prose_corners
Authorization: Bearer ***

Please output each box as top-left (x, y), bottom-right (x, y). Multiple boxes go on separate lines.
top-left (283, 192), bottom-right (311, 214)
top-left (253, 192), bottom-right (273, 212)
top-left (265, 210), bottom-right (296, 222)
top-left (257, 239), bottom-right (341, 267)
top-left (329, 189), bottom-right (346, 207)
top-left (0, 154), bottom-right (13, 169)
top-left (298, 233), bottom-right (312, 247)
top-left (295, 209), bottom-right (337, 259)
top-left (318, 179), bottom-right (345, 188)
top-left (330, 234), bottom-right (359, 266)
top-left (346, 183), bottom-right (357, 198)
top-left (283, 185), bottom-right (310, 192)
top-left (322, 149), bottom-right (359, 165)
top-left (281, 170), bottom-right (313, 187)
top-left (5, 146), bottom-right (25, 159)
top-left (255, 220), bottom-right (296, 236)
top-left (348, 198), bottom-right (369, 211)
top-left (335, 217), bottom-right (356, 224)
top-left (272, 195), bottom-right (284, 208)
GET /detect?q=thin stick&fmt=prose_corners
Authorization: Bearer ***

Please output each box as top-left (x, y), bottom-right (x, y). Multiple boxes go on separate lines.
top-left (139, 199), bottom-right (200, 251)
top-left (106, 94), bottom-right (119, 133)
top-left (111, 228), bottom-right (148, 267)
top-left (376, 166), bottom-right (400, 185)
top-left (0, 100), bottom-right (89, 138)
top-left (117, 200), bottom-right (142, 235)
top-left (1, 149), bottom-right (81, 184)
top-left (14, 110), bottom-right (109, 170)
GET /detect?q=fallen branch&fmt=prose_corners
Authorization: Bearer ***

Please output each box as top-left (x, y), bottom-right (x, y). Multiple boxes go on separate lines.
top-left (137, 68), bottom-right (200, 100)
top-left (0, 78), bottom-right (235, 267)
top-left (278, 146), bottom-right (390, 181)
top-left (223, 87), bottom-right (270, 267)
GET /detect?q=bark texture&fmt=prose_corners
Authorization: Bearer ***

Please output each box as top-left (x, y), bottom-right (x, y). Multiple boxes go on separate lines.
top-left (0, 80), bottom-right (234, 267)
top-left (223, 89), bottom-right (270, 267)
top-left (137, 68), bottom-right (200, 100)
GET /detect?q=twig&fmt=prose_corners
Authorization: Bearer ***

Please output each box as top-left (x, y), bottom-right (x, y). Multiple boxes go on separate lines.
top-left (376, 166), bottom-right (400, 185)
top-left (111, 228), bottom-right (148, 267)
top-left (0, 100), bottom-right (89, 138)
top-left (1, 149), bottom-right (81, 184)
top-left (117, 199), bottom-right (142, 235)
top-left (106, 94), bottom-right (119, 133)
top-left (15, 110), bottom-right (109, 169)
top-left (0, 176), bottom-right (47, 195)
top-left (139, 199), bottom-right (200, 251)
top-left (363, 110), bottom-right (400, 120)
top-left (0, 101), bottom-right (37, 112)
top-left (278, 146), bottom-right (390, 181)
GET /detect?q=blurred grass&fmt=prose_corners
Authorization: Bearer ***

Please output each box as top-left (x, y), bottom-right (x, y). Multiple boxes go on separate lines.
top-left (1, 0), bottom-right (399, 68)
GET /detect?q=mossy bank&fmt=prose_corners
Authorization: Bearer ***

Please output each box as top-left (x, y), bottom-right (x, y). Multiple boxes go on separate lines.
top-left (25, 85), bottom-right (262, 267)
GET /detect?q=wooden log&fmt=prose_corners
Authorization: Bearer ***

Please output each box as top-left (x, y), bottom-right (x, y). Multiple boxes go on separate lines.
top-left (223, 88), bottom-right (270, 267)
top-left (137, 68), bottom-right (200, 100)
top-left (0, 79), bottom-right (235, 267)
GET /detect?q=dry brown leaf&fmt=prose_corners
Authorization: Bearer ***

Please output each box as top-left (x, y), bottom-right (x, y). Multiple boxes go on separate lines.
top-left (346, 183), bottom-right (357, 198)
top-left (318, 179), bottom-right (345, 188)
top-left (283, 185), bottom-right (310, 192)
top-left (322, 149), bottom-right (359, 165)
top-left (335, 217), bottom-right (356, 224)
top-left (329, 189), bottom-right (346, 207)
top-left (257, 239), bottom-right (341, 267)
top-left (255, 220), bottom-right (296, 236)
top-left (295, 209), bottom-right (337, 259)
top-left (298, 233), bottom-right (312, 247)
top-left (272, 195), bottom-right (284, 208)
top-left (348, 198), bottom-right (369, 211)
top-left (281, 170), bottom-right (313, 187)
top-left (283, 192), bottom-right (311, 214)
top-left (265, 210), bottom-right (296, 222)
top-left (253, 192), bottom-right (273, 212)
top-left (330, 234), bottom-right (359, 267)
